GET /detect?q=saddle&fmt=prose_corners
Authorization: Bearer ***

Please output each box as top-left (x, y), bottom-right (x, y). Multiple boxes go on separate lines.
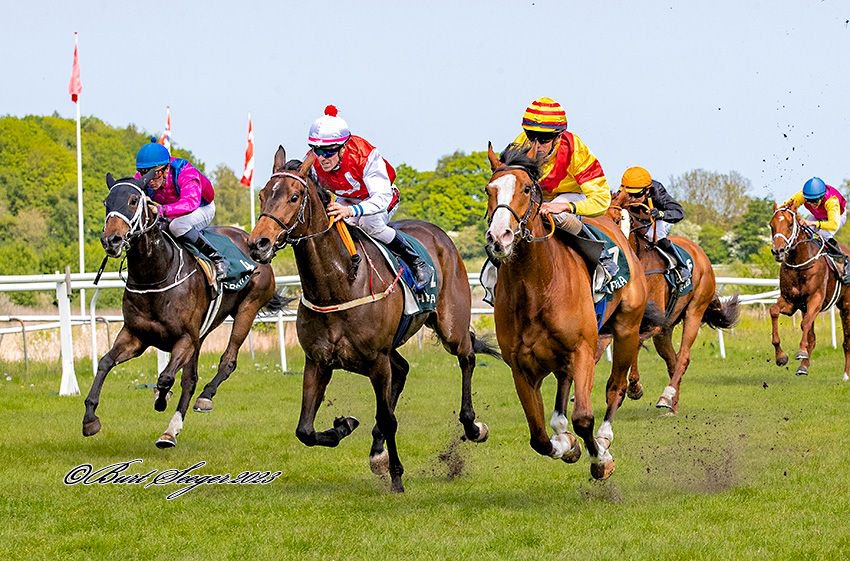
top-left (180, 230), bottom-right (257, 293)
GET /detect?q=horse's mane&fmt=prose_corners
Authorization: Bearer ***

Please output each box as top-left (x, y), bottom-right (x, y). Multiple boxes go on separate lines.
top-left (499, 143), bottom-right (542, 182)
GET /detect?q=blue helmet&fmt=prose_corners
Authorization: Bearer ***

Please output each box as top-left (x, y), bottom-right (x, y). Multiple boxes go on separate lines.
top-left (135, 137), bottom-right (170, 169)
top-left (802, 177), bottom-right (827, 200)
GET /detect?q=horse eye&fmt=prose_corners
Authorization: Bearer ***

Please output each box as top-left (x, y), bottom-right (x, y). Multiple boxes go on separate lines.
top-left (129, 195), bottom-right (139, 206)
top-left (524, 186), bottom-right (531, 194)
top-left (289, 194), bottom-right (299, 203)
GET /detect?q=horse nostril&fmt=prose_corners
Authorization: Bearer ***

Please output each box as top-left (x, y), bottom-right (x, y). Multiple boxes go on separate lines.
top-left (255, 237), bottom-right (270, 250)
top-left (108, 234), bottom-right (121, 246)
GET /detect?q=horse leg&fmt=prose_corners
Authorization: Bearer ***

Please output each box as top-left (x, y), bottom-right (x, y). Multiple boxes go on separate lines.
top-left (194, 299), bottom-right (262, 412)
top-left (368, 356), bottom-right (405, 492)
top-left (154, 336), bottom-right (197, 412)
top-left (552, 369), bottom-right (581, 463)
top-left (658, 306), bottom-right (705, 413)
top-left (770, 296), bottom-right (794, 367)
top-left (511, 366), bottom-right (560, 459)
top-left (83, 328), bottom-right (148, 436)
top-left (156, 348), bottom-right (200, 448)
top-left (840, 302), bottom-right (850, 381)
top-left (569, 341), bottom-right (608, 478)
top-left (626, 349), bottom-right (644, 400)
top-left (294, 359), bottom-right (358, 447)
top-left (369, 349), bottom-right (409, 476)
top-left (796, 298), bottom-right (823, 376)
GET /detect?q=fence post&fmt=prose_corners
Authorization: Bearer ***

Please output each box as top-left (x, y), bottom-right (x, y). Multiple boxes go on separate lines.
top-left (57, 271), bottom-right (80, 396)
top-left (90, 287), bottom-right (101, 376)
top-left (277, 312), bottom-right (287, 373)
top-left (157, 350), bottom-right (169, 374)
top-left (831, 306), bottom-right (837, 349)
top-left (717, 329), bottom-right (726, 359)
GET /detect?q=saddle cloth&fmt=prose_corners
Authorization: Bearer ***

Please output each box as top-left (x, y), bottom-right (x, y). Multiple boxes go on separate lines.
top-left (182, 229), bottom-right (257, 293)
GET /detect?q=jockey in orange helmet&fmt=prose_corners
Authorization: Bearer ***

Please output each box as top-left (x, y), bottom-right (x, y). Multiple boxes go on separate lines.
top-left (307, 105), bottom-right (433, 289)
top-left (620, 166), bottom-right (690, 282)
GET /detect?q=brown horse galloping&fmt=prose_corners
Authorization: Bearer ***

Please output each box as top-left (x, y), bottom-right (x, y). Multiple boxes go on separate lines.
top-left (83, 173), bottom-right (280, 447)
top-left (247, 147), bottom-right (499, 493)
top-left (484, 144), bottom-right (661, 480)
top-left (769, 204), bottom-right (850, 378)
top-left (608, 189), bottom-right (739, 413)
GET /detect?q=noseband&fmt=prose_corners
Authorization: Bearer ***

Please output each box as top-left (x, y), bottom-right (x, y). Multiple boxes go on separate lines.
top-left (771, 207), bottom-right (824, 268)
top-left (103, 182), bottom-right (158, 251)
top-left (487, 166), bottom-right (553, 243)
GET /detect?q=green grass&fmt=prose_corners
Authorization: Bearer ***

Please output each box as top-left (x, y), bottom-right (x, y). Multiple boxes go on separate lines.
top-left (2, 313), bottom-right (850, 560)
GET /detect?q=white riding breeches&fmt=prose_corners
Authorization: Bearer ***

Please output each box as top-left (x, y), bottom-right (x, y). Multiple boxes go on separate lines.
top-left (168, 202), bottom-right (216, 237)
top-left (815, 211), bottom-right (847, 240)
top-left (644, 220), bottom-right (673, 241)
top-left (344, 205), bottom-right (397, 244)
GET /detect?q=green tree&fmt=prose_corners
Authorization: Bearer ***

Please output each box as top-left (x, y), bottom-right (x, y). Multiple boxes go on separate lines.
top-left (699, 223), bottom-right (731, 263)
top-left (211, 164), bottom-right (252, 228)
top-left (733, 197), bottom-right (774, 261)
top-left (668, 169), bottom-right (751, 229)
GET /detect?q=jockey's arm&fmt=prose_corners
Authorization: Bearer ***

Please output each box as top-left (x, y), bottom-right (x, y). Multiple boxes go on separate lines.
top-left (574, 176), bottom-right (612, 217)
top-left (782, 192), bottom-right (805, 210)
top-left (160, 168), bottom-right (202, 218)
top-left (816, 196), bottom-right (842, 232)
top-left (352, 149), bottom-right (394, 217)
top-left (649, 182), bottom-right (684, 223)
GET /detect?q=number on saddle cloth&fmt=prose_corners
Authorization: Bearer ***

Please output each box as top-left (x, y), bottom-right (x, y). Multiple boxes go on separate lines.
top-left (181, 230), bottom-right (258, 292)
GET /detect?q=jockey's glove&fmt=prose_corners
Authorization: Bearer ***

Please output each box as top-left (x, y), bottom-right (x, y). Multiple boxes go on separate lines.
top-left (649, 208), bottom-right (664, 220)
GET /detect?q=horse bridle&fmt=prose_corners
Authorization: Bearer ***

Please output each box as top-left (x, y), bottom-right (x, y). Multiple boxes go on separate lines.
top-left (486, 166), bottom-right (553, 243)
top-left (103, 182), bottom-right (159, 251)
top-left (771, 207), bottom-right (824, 268)
top-left (257, 171), bottom-right (335, 253)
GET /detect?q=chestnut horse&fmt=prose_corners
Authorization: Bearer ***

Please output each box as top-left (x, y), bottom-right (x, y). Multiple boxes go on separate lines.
top-left (484, 144), bottom-right (660, 480)
top-left (84, 173), bottom-right (280, 447)
top-left (247, 147), bottom-right (499, 493)
top-left (608, 189), bottom-right (739, 412)
top-left (769, 204), bottom-right (850, 378)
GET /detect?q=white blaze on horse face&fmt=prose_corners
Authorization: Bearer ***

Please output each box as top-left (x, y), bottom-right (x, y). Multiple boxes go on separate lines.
top-left (487, 174), bottom-right (517, 248)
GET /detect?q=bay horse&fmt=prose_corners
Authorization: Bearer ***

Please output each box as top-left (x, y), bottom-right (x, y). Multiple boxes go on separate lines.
top-left (608, 189), bottom-right (739, 413)
top-left (484, 143), bottom-right (660, 480)
top-left (247, 146), bottom-right (499, 493)
top-left (83, 173), bottom-right (281, 447)
top-left (769, 204), bottom-right (850, 378)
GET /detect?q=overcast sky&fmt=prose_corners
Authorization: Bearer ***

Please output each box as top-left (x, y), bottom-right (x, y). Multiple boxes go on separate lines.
top-left (2, 0), bottom-right (849, 200)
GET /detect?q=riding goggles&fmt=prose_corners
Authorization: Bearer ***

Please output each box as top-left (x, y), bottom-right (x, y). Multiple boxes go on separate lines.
top-left (525, 130), bottom-right (558, 144)
top-left (137, 165), bottom-right (168, 178)
top-left (311, 145), bottom-right (342, 158)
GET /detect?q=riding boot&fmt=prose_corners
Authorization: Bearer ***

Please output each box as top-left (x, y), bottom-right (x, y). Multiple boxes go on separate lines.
top-left (180, 228), bottom-right (228, 282)
top-left (386, 232), bottom-right (433, 290)
top-left (825, 238), bottom-right (850, 285)
top-left (552, 211), bottom-right (619, 279)
top-left (656, 237), bottom-right (690, 283)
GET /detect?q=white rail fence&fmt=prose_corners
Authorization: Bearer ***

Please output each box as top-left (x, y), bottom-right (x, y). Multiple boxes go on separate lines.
top-left (0, 271), bottom-right (813, 397)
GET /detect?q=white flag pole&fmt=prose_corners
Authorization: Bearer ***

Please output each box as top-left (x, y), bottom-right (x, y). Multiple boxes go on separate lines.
top-left (73, 33), bottom-right (86, 318)
top-left (248, 113), bottom-right (256, 229)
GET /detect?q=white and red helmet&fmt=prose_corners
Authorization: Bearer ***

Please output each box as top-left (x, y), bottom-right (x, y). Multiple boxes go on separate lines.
top-left (307, 105), bottom-right (351, 147)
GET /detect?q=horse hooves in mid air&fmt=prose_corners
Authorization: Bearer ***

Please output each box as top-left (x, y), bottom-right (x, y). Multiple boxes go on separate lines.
top-left (155, 433), bottom-right (176, 448)
top-left (153, 388), bottom-right (172, 412)
top-left (796, 366), bottom-right (809, 376)
top-left (82, 417), bottom-right (101, 437)
top-left (626, 383), bottom-right (644, 400)
top-left (193, 397), bottom-right (213, 413)
top-left (463, 421), bottom-right (490, 443)
top-left (369, 450), bottom-right (389, 476)
top-left (795, 351), bottom-right (809, 361)
top-left (590, 460), bottom-right (615, 480)
top-left (776, 353), bottom-right (789, 367)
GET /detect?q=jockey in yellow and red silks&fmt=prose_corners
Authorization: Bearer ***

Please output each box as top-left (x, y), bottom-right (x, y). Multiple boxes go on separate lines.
top-left (514, 97), bottom-right (612, 220)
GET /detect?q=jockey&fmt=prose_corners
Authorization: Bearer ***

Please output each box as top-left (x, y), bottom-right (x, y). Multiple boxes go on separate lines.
top-left (307, 105), bottom-right (433, 289)
top-left (782, 176), bottom-right (850, 284)
top-left (135, 139), bottom-right (228, 281)
top-left (518, 97), bottom-right (617, 277)
top-left (620, 166), bottom-right (690, 282)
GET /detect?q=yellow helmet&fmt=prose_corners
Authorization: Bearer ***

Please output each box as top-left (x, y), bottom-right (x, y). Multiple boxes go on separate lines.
top-left (521, 97), bottom-right (567, 133)
top-left (621, 166), bottom-right (652, 193)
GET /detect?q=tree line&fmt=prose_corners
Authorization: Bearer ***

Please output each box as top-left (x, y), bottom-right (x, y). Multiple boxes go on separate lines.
top-left (1, 114), bottom-right (844, 307)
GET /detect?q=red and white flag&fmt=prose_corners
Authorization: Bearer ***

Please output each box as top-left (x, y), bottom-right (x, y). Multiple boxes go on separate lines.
top-left (158, 106), bottom-right (172, 151)
top-left (240, 113), bottom-right (254, 187)
top-left (68, 32), bottom-right (82, 103)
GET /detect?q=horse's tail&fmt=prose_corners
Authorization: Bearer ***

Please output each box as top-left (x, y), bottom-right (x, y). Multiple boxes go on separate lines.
top-left (263, 292), bottom-right (295, 314)
top-left (640, 300), bottom-right (667, 339)
top-left (471, 331), bottom-right (502, 361)
top-left (702, 294), bottom-right (740, 329)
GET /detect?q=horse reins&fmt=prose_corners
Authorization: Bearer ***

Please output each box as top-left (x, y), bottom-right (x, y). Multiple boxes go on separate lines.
top-left (487, 166), bottom-right (555, 243)
top-left (259, 171), bottom-right (339, 251)
top-left (772, 207), bottom-right (826, 269)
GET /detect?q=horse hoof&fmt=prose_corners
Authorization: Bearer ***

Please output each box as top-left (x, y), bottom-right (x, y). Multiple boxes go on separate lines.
top-left (796, 366), bottom-right (809, 376)
top-left (390, 476), bottom-right (405, 493)
top-left (561, 438), bottom-right (582, 464)
top-left (153, 388), bottom-right (172, 412)
top-left (193, 397), bottom-right (213, 413)
top-left (656, 386), bottom-right (676, 409)
top-left (590, 460), bottom-right (615, 480)
top-left (843, 372), bottom-right (849, 382)
top-left (776, 353), bottom-right (789, 367)
top-left (795, 351), bottom-right (809, 361)
top-left (333, 416), bottom-right (360, 437)
top-left (155, 433), bottom-right (176, 448)
top-left (627, 383), bottom-right (644, 400)
top-left (469, 422), bottom-right (489, 443)
top-left (370, 450), bottom-right (389, 476)
top-left (82, 417), bottom-right (101, 437)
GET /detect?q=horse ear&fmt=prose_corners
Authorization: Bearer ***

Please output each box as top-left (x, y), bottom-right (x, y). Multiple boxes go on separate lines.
top-left (105, 173), bottom-right (116, 189)
top-left (487, 142), bottom-right (501, 171)
top-left (299, 153), bottom-right (315, 176)
top-left (773, 201), bottom-right (778, 211)
top-left (273, 145), bottom-right (287, 173)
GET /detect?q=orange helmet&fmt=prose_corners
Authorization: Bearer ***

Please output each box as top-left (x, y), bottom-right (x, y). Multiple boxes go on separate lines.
top-left (621, 166), bottom-right (652, 193)
top-left (521, 97), bottom-right (567, 133)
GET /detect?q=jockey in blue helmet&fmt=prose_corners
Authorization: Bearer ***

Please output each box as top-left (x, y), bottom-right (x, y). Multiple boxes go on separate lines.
top-left (134, 139), bottom-right (228, 281)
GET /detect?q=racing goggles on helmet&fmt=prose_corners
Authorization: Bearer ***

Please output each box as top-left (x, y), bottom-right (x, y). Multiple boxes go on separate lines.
top-left (137, 164), bottom-right (168, 178)
top-left (311, 145), bottom-right (342, 158)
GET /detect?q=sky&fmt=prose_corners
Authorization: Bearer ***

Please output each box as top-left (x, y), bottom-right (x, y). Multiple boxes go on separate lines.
top-left (2, 0), bottom-right (849, 201)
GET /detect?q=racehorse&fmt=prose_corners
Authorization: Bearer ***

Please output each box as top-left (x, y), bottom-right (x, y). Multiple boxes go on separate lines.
top-left (608, 189), bottom-right (739, 412)
top-left (83, 173), bottom-right (281, 447)
top-left (769, 204), bottom-right (850, 378)
top-left (484, 143), bottom-right (660, 480)
top-left (247, 146), bottom-right (499, 493)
